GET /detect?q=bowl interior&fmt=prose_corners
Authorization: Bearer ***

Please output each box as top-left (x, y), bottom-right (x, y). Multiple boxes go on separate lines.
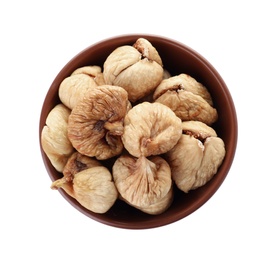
top-left (39, 34), bottom-right (237, 229)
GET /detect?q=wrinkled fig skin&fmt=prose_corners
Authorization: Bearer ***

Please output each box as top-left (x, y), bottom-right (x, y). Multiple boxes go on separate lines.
top-left (62, 152), bottom-right (101, 182)
top-left (134, 186), bottom-right (174, 215)
top-left (73, 167), bottom-right (118, 214)
top-left (195, 137), bottom-right (225, 188)
top-left (133, 38), bottom-right (163, 65)
top-left (155, 90), bottom-right (218, 125)
top-left (153, 74), bottom-right (218, 125)
top-left (181, 121), bottom-right (217, 140)
top-left (113, 155), bottom-right (172, 214)
top-left (41, 104), bottom-right (74, 172)
top-left (68, 85), bottom-right (129, 160)
top-left (52, 166), bottom-right (118, 214)
top-left (71, 65), bottom-right (102, 77)
top-left (122, 102), bottom-right (182, 157)
top-left (103, 38), bottom-right (163, 102)
top-left (50, 152), bottom-right (101, 196)
top-left (71, 65), bottom-right (106, 86)
top-left (166, 131), bottom-right (226, 193)
top-left (45, 38), bottom-right (227, 216)
top-left (59, 73), bottom-right (98, 110)
top-left (153, 74), bottom-right (213, 105)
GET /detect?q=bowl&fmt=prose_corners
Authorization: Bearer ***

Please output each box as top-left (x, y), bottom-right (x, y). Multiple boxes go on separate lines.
top-left (39, 34), bottom-right (238, 229)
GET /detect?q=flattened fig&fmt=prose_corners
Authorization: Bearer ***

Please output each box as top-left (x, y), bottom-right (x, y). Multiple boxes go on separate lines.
top-left (154, 74), bottom-right (218, 125)
top-left (68, 85), bottom-right (129, 160)
top-left (52, 166), bottom-right (118, 214)
top-left (103, 38), bottom-right (163, 102)
top-left (122, 102), bottom-right (182, 157)
top-left (73, 167), bottom-right (118, 213)
top-left (59, 73), bottom-right (98, 109)
top-left (166, 121), bottom-right (225, 192)
top-left (41, 104), bottom-right (74, 172)
top-left (181, 120), bottom-right (217, 140)
top-left (62, 152), bottom-right (101, 182)
top-left (113, 155), bottom-right (172, 214)
top-left (71, 65), bottom-right (102, 77)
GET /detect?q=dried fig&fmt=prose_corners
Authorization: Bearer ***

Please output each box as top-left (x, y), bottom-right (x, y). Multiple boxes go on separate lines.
top-left (113, 155), bottom-right (172, 214)
top-left (52, 166), bottom-right (118, 214)
top-left (59, 73), bottom-right (98, 109)
top-left (41, 104), bottom-right (74, 172)
top-left (51, 151), bottom-right (101, 196)
top-left (166, 121), bottom-right (226, 193)
top-left (181, 120), bottom-right (217, 140)
top-left (122, 102), bottom-right (182, 157)
top-left (73, 166), bottom-right (118, 213)
top-left (71, 65), bottom-right (106, 86)
top-left (71, 65), bottom-right (102, 77)
top-left (68, 85), bottom-right (129, 160)
top-left (63, 152), bottom-right (101, 181)
top-left (103, 38), bottom-right (163, 102)
top-left (135, 186), bottom-right (174, 215)
top-left (153, 74), bottom-right (218, 125)
top-left (94, 73), bottom-right (106, 86)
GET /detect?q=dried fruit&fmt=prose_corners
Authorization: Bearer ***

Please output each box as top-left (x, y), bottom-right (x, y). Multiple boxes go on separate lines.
top-left (166, 121), bottom-right (226, 193)
top-left (43, 38), bottom-right (227, 216)
top-left (153, 74), bottom-right (218, 125)
top-left (122, 102), bottom-right (182, 157)
top-left (103, 38), bottom-right (163, 102)
top-left (52, 165), bottom-right (118, 214)
top-left (59, 66), bottom-right (103, 109)
top-left (73, 167), bottom-right (118, 213)
top-left (62, 152), bottom-right (101, 182)
top-left (113, 155), bottom-right (173, 214)
top-left (71, 65), bottom-right (106, 86)
top-left (68, 85), bottom-right (129, 160)
top-left (41, 104), bottom-right (74, 172)
top-left (136, 186), bottom-right (173, 215)
top-left (51, 152), bottom-right (101, 196)
top-left (71, 65), bottom-right (102, 77)
top-left (59, 74), bottom-right (97, 110)
top-left (181, 120), bottom-right (217, 140)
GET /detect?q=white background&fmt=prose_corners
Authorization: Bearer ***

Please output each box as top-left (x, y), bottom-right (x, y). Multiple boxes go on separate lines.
top-left (1, 0), bottom-right (275, 259)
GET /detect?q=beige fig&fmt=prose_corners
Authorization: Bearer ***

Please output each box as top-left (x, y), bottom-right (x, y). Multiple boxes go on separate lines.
top-left (181, 120), bottom-right (217, 140)
top-left (153, 74), bottom-right (218, 125)
top-left (94, 73), bottom-right (106, 86)
top-left (51, 151), bottom-right (101, 196)
top-left (71, 65), bottom-right (102, 77)
top-left (59, 66), bottom-right (103, 109)
top-left (166, 121), bottom-right (226, 193)
top-left (113, 155), bottom-right (172, 214)
top-left (68, 85), bottom-right (129, 160)
top-left (73, 167), bottom-right (118, 213)
top-left (41, 104), bottom-right (74, 172)
top-left (103, 38), bottom-right (163, 102)
top-left (52, 165), bottom-right (118, 214)
top-left (122, 102), bottom-right (182, 157)
top-left (71, 65), bottom-right (106, 86)
top-left (135, 186), bottom-right (174, 215)
top-left (62, 152), bottom-right (101, 182)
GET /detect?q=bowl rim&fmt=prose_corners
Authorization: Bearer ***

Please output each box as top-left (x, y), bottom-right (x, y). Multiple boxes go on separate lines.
top-left (39, 34), bottom-right (238, 229)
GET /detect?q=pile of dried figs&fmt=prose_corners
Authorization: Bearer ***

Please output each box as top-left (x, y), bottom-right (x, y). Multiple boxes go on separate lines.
top-left (41, 38), bottom-right (226, 215)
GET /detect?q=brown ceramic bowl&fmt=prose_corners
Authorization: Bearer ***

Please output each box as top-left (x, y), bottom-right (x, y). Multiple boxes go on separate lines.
top-left (39, 34), bottom-right (238, 229)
